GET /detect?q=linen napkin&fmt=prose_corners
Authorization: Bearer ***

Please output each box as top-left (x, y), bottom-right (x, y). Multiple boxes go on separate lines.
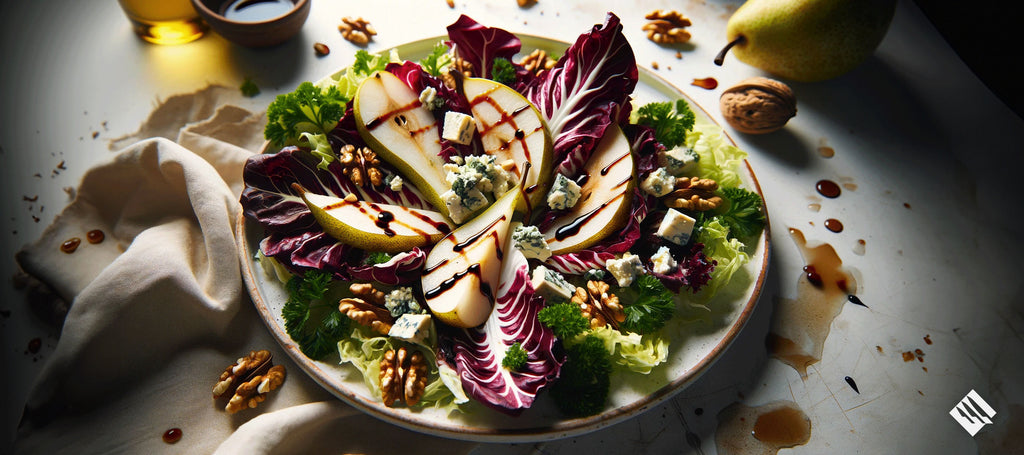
top-left (13, 86), bottom-right (477, 454)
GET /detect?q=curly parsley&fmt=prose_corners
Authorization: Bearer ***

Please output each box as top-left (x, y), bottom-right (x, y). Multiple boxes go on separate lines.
top-left (281, 270), bottom-right (349, 360)
top-left (620, 275), bottom-right (675, 334)
top-left (549, 335), bottom-right (612, 417)
top-left (716, 187), bottom-right (766, 239)
top-left (491, 58), bottom-right (516, 86)
top-left (538, 302), bottom-right (590, 340)
top-left (264, 82), bottom-right (347, 147)
top-left (502, 342), bottom-right (528, 370)
top-left (636, 99), bottom-right (696, 149)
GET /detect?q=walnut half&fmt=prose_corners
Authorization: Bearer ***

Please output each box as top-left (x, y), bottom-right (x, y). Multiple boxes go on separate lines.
top-left (339, 17), bottom-right (376, 46)
top-left (572, 280), bottom-right (625, 330)
top-left (719, 77), bottom-right (797, 134)
top-left (225, 365), bottom-right (287, 414)
top-left (380, 347), bottom-right (428, 407)
top-left (339, 283), bottom-right (394, 335)
top-left (665, 176), bottom-right (722, 211)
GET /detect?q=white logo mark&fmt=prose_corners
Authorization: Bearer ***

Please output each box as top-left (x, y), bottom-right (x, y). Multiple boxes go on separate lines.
top-left (949, 389), bottom-right (996, 436)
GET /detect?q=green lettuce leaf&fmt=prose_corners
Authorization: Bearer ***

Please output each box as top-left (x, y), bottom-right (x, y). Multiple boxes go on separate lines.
top-left (578, 325), bottom-right (670, 374)
top-left (694, 217), bottom-right (750, 302)
top-left (687, 123), bottom-right (748, 189)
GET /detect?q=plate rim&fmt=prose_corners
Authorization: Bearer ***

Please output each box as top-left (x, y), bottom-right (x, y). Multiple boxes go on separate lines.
top-left (238, 33), bottom-right (771, 442)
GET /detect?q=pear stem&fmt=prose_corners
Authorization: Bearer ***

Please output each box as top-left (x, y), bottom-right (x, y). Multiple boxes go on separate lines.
top-left (714, 36), bottom-right (746, 66)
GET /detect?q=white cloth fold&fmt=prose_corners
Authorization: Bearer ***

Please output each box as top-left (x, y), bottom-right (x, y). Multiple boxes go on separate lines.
top-left (13, 87), bottom-right (476, 454)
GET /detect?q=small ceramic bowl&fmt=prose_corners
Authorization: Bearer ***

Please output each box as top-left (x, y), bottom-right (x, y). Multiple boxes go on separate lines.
top-left (190, 0), bottom-right (310, 47)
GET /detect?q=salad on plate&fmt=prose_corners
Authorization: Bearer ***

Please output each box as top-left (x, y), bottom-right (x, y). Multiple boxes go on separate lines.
top-left (239, 13), bottom-right (766, 419)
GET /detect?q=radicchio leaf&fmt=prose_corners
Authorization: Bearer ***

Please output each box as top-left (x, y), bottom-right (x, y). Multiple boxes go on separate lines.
top-left (525, 13), bottom-right (637, 177)
top-left (437, 249), bottom-right (563, 415)
top-left (635, 210), bottom-right (716, 293)
top-left (240, 146), bottom-right (434, 281)
top-left (543, 188), bottom-right (648, 275)
top-left (623, 123), bottom-right (666, 180)
top-left (347, 249), bottom-right (427, 285)
top-left (446, 15), bottom-right (522, 81)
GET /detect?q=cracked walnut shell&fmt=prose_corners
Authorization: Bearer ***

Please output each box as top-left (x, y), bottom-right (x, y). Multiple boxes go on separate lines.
top-left (380, 347), bottom-right (428, 407)
top-left (720, 77), bottom-right (797, 134)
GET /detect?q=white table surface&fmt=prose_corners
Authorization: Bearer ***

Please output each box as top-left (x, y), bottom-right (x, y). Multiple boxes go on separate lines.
top-left (3, 0), bottom-right (1023, 453)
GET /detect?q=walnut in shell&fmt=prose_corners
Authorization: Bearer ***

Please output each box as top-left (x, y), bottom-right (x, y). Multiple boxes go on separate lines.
top-left (719, 77), bottom-right (797, 134)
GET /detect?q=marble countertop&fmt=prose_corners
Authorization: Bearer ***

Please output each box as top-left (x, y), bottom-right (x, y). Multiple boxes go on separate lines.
top-left (2, 0), bottom-right (1022, 452)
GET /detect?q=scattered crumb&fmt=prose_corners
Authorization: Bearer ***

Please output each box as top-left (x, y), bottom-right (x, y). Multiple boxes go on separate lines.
top-left (23, 195), bottom-right (38, 202)
top-left (31, 216), bottom-right (40, 223)
top-left (63, 187), bottom-right (75, 198)
top-left (651, 61), bottom-right (659, 70)
top-left (33, 173), bottom-right (41, 178)
top-left (446, 0), bottom-right (454, 7)
top-left (675, 51), bottom-right (682, 59)
top-left (91, 131), bottom-right (99, 139)
top-left (57, 160), bottom-right (66, 170)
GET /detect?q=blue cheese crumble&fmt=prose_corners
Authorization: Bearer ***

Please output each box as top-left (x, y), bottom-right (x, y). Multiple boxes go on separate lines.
top-left (605, 252), bottom-right (644, 287)
top-left (547, 173), bottom-right (582, 210)
top-left (388, 313), bottom-right (433, 344)
top-left (657, 208), bottom-right (696, 246)
top-left (641, 167), bottom-right (675, 197)
top-left (650, 246), bottom-right (677, 275)
top-left (512, 224), bottom-right (552, 261)
top-left (384, 286), bottom-right (424, 317)
top-left (659, 146), bottom-right (698, 175)
top-left (440, 155), bottom-right (513, 223)
top-left (530, 265), bottom-right (576, 301)
top-left (442, 111), bottom-right (476, 145)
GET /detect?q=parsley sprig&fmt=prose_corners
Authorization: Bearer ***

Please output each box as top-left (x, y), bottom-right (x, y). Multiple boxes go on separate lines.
top-left (636, 99), bottom-right (696, 149)
top-left (715, 187), bottom-right (766, 238)
top-left (620, 275), bottom-right (675, 334)
top-left (281, 270), bottom-right (349, 360)
top-left (502, 342), bottom-right (528, 370)
top-left (538, 302), bottom-right (589, 340)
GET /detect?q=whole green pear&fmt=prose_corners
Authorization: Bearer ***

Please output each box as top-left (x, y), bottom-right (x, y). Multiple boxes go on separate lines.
top-left (715, 0), bottom-right (897, 82)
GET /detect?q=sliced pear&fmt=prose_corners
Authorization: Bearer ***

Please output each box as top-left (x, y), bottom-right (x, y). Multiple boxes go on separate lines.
top-left (421, 189), bottom-right (521, 328)
top-left (542, 126), bottom-right (635, 255)
top-left (295, 184), bottom-right (452, 253)
top-left (354, 71), bottom-right (450, 218)
top-left (462, 77), bottom-right (554, 211)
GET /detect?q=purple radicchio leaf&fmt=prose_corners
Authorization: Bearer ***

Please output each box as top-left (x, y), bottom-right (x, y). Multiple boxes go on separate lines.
top-left (437, 249), bottom-right (563, 415)
top-left (347, 249), bottom-right (427, 286)
top-left (650, 242), bottom-right (715, 294)
top-left (385, 61), bottom-right (478, 160)
top-left (623, 123), bottom-right (666, 180)
top-left (446, 14), bottom-right (522, 81)
top-left (635, 210), bottom-right (716, 293)
top-left (524, 13), bottom-right (638, 177)
top-left (240, 146), bottom-right (434, 281)
top-left (543, 188), bottom-right (649, 275)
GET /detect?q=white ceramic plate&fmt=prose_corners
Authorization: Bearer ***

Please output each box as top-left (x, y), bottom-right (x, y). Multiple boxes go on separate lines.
top-left (237, 35), bottom-right (770, 442)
